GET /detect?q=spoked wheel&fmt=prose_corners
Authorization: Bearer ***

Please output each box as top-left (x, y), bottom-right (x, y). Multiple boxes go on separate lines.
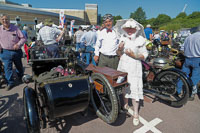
top-left (23, 87), bottom-right (40, 133)
top-left (91, 73), bottom-right (118, 124)
top-left (155, 70), bottom-right (189, 107)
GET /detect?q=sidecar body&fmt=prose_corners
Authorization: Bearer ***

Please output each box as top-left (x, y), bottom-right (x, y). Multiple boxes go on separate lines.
top-left (23, 46), bottom-right (128, 132)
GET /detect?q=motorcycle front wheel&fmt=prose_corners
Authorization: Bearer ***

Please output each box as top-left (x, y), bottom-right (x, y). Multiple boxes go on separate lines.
top-left (23, 87), bottom-right (40, 133)
top-left (154, 70), bottom-right (190, 107)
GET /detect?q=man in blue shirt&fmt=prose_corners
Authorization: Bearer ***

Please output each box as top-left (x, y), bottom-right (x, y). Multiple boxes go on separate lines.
top-left (178, 31), bottom-right (200, 100)
top-left (80, 26), bottom-right (97, 65)
top-left (144, 24), bottom-right (153, 40)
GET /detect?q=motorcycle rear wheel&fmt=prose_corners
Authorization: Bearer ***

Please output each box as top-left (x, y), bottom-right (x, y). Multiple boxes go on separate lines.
top-left (155, 70), bottom-right (189, 107)
top-left (91, 73), bottom-right (118, 124)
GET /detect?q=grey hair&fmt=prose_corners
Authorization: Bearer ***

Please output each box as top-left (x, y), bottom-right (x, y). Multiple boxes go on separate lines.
top-left (0, 14), bottom-right (10, 19)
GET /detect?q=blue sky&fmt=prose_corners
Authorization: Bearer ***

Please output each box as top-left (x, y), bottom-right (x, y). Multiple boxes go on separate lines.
top-left (13, 0), bottom-right (200, 19)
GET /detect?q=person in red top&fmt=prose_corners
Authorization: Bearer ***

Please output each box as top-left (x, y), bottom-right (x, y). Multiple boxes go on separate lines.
top-left (0, 14), bottom-right (26, 91)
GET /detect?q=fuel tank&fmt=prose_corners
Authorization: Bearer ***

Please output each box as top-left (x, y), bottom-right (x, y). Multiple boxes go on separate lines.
top-left (42, 76), bottom-right (90, 119)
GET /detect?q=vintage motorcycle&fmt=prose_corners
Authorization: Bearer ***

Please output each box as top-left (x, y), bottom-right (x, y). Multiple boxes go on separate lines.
top-left (23, 47), bottom-right (128, 133)
top-left (142, 57), bottom-right (193, 107)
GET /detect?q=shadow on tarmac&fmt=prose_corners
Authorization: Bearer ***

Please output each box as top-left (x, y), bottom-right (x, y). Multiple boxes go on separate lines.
top-left (41, 105), bottom-right (127, 133)
top-left (0, 93), bottom-right (26, 133)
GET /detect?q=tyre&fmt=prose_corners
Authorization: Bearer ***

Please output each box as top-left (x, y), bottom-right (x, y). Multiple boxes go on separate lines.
top-left (155, 70), bottom-right (189, 107)
top-left (23, 87), bottom-right (40, 133)
top-left (90, 73), bottom-right (118, 124)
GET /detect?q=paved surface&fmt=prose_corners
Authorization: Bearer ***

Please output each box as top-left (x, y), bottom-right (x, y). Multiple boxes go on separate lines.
top-left (0, 59), bottom-right (200, 133)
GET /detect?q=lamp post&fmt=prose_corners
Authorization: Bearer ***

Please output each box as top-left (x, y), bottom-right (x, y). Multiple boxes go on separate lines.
top-left (15, 16), bottom-right (21, 25)
top-left (34, 17), bottom-right (37, 30)
top-left (34, 17), bottom-right (38, 25)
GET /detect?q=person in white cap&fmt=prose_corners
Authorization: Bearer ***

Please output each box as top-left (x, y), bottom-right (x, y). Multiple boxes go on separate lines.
top-left (116, 18), bottom-right (148, 126)
top-left (94, 14), bottom-right (119, 69)
top-left (144, 24), bottom-right (153, 40)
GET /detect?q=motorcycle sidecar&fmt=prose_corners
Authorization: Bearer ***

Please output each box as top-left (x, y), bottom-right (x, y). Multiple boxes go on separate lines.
top-left (23, 47), bottom-right (128, 133)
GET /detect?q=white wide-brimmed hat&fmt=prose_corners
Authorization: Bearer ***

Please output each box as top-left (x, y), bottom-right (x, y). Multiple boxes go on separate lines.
top-left (114, 18), bottom-right (145, 38)
top-left (121, 19), bottom-right (140, 31)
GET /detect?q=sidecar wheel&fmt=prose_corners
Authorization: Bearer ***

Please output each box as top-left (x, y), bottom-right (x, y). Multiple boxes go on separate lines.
top-left (155, 71), bottom-right (189, 107)
top-left (23, 87), bottom-right (40, 133)
top-left (91, 73), bottom-right (118, 124)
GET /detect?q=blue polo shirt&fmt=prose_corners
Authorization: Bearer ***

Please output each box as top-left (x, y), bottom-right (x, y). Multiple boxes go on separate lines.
top-left (144, 27), bottom-right (153, 40)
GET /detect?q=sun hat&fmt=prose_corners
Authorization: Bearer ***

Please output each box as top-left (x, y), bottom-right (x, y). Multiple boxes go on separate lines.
top-left (121, 19), bottom-right (140, 30)
top-left (44, 18), bottom-right (54, 26)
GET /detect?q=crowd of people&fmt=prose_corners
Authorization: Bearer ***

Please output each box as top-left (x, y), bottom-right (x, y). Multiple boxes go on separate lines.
top-left (0, 13), bottom-right (200, 126)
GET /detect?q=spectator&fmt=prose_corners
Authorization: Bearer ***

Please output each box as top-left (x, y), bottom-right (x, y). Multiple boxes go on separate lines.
top-left (62, 22), bottom-right (72, 46)
top-left (24, 37), bottom-right (36, 62)
top-left (80, 26), bottom-right (97, 65)
top-left (153, 30), bottom-right (161, 41)
top-left (173, 31), bottom-right (178, 39)
top-left (22, 25), bottom-right (29, 60)
top-left (0, 14), bottom-right (26, 91)
top-left (144, 24), bottom-right (153, 40)
top-left (21, 25), bottom-right (28, 39)
top-left (178, 31), bottom-right (200, 100)
top-left (161, 31), bottom-right (170, 41)
top-left (94, 14), bottom-right (119, 69)
top-left (37, 18), bottom-right (65, 58)
top-left (74, 26), bottom-right (84, 51)
top-left (116, 19), bottom-right (148, 126)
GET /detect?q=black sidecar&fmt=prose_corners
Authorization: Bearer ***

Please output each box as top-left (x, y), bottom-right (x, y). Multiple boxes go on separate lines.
top-left (23, 46), bottom-right (128, 133)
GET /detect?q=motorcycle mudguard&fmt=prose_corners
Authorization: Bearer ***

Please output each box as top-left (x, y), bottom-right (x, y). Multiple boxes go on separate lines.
top-left (23, 86), bottom-right (40, 132)
top-left (156, 68), bottom-right (194, 93)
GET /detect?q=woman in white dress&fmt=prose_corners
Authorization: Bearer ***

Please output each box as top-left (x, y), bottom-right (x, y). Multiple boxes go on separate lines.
top-left (116, 19), bottom-right (148, 126)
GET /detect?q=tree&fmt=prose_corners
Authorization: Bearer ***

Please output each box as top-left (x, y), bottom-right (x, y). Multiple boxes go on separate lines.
top-left (130, 7), bottom-right (146, 24)
top-left (187, 11), bottom-right (200, 19)
top-left (113, 15), bottom-right (122, 25)
top-left (146, 18), bottom-right (156, 28)
top-left (153, 14), bottom-right (171, 27)
top-left (176, 12), bottom-right (187, 18)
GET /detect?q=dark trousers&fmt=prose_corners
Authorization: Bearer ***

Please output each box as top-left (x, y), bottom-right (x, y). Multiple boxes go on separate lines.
top-left (0, 49), bottom-right (24, 85)
top-left (45, 43), bottom-right (60, 58)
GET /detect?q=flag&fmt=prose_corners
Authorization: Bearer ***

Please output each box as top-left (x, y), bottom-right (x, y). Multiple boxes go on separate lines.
top-left (70, 20), bottom-right (75, 35)
top-left (59, 10), bottom-right (65, 28)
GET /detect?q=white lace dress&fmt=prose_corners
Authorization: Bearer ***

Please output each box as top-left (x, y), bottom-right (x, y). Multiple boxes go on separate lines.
top-left (117, 35), bottom-right (148, 101)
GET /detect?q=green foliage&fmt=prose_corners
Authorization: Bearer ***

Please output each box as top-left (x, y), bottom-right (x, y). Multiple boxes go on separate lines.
top-left (176, 12), bottom-right (187, 18)
top-left (100, 10), bottom-right (200, 32)
top-left (130, 7), bottom-right (146, 25)
top-left (99, 16), bottom-right (103, 25)
top-left (113, 15), bottom-right (122, 25)
top-left (158, 12), bottom-right (200, 31)
top-left (187, 11), bottom-right (200, 19)
top-left (145, 11), bottom-right (200, 31)
top-left (153, 14), bottom-right (171, 27)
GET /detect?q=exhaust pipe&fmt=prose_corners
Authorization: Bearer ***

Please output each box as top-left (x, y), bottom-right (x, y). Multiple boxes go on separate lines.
top-left (143, 89), bottom-right (172, 101)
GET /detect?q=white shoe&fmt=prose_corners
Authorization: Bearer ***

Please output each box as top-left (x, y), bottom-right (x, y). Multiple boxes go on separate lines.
top-left (133, 117), bottom-right (140, 126)
top-left (124, 104), bottom-right (134, 116)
